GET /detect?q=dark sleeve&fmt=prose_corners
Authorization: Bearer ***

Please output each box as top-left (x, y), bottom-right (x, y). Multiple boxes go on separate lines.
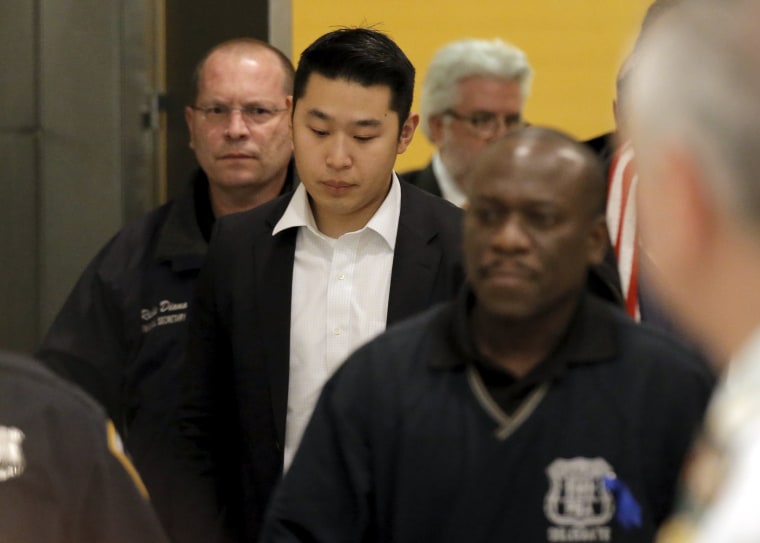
top-left (36, 240), bottom-right (129, 425)
top-left (260, 353), bottom-right (375, 543)
top-left (0, 353), bottom-right (167, 543)
top-left (76, 419), bottom-right (171, 543)
top-left (642, 346), bottom-right (715, 525)
top-left (172, 223), bottom-right (234, 543)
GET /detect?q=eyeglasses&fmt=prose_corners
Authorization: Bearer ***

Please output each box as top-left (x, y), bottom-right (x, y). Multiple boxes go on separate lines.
top-left (444, 109), bottom-right (524, 139)
top-left (191, 104), bottom-right (288, 126)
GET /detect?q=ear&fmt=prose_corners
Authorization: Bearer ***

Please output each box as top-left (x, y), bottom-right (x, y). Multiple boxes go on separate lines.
top-left (635, 143), bottom-right (718, 296)
top-left (184, 106), bottom-right (196, 150)
top-left (396, 112), bottom-right (420, 155)
top-left (284, 95), bottom-right (294, 118)
top-left (586, 215), bottom-right (610, 266)
top-left (661, 148), bottom-right (717, 260)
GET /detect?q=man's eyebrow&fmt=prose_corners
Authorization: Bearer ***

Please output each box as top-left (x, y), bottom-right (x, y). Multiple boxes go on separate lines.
top-left (354, 119), bottom-right (382, 128)
top-left (307, 108), bottom-right (330, 121)
top-left (306, 109), bottom-right (382, 128)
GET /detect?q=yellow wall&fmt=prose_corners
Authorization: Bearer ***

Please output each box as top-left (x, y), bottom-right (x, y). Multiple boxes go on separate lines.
top-left (292, 0), bottom-right (652, 171)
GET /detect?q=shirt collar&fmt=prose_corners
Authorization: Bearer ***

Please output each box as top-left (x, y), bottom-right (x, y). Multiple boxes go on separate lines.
top-left (430, 286), bottom-right (618, 372)
top-left (272, 173), bottom-right (401, 250)
top-left (432, 152), bottom-right (467, 208)
top-left (702, 326), bottom-right (760, 447)
top-left (272, 183), bottom-right (317, 235)
top-left (725, 327), bottom-right (760, 392)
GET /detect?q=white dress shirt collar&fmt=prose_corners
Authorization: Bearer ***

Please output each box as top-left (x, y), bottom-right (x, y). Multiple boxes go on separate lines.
top-left (273, 174), bottom-right (401, 249)
top-left (723, 327), bottom-right (760, 393)
top-left (432, 152), bottom-right (467, 208)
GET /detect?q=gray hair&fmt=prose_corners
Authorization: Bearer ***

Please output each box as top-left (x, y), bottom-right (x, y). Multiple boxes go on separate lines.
top-left (629, 0), bottom-right (760, 234)
top-left (419, 38), bottom-right (533, 139)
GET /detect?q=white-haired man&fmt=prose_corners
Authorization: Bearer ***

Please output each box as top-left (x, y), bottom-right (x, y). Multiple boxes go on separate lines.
top-left (626, 0), bottom-right (760, 541)
top-left (403, 39), bottom-right (623, 305)
top-left (400, 38), bottom-right (532, 207)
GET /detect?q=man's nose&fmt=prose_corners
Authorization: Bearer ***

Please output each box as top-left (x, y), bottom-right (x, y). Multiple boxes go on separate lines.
top-left (493, 215), bottom-right (531, 251)
top-left (225, 109), bottom-right (251, 138)
top-left (491, 117), bottom-right (512, 139)
top-left (326, 136), bottom-right (352, 169)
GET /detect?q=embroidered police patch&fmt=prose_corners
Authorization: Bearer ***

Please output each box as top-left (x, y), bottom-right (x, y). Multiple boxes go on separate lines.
top-left (544, 457), bottom-right (615, 541)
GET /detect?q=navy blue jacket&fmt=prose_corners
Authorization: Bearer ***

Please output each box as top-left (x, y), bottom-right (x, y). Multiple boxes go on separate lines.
top-left (0, 351), bottom-right (168, 543)
top-left (36, 167), bottom-right (295, 535)
top-left (262, 291), bottom-right (714, 543)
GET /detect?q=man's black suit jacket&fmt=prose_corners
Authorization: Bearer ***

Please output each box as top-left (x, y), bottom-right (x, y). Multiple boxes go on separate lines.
top-left (177, 180), bottom-right (465, 542)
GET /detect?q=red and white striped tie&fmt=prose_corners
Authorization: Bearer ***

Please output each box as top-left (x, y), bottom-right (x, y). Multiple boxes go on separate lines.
top-left (607, 141), bottom-right (640, 321)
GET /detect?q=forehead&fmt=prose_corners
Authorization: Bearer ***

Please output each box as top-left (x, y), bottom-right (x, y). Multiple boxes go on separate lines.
top-left (470, 145), bottom-right (588, 206)
top-left (295, 73), bottom-right (397, 124)
top-left (455, 76), bottom-right (523, 111)
top-left (198, 48), bottom-right (285, 98)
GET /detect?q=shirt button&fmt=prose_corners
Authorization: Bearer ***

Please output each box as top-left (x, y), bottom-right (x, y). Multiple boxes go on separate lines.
top-left (338, 273), bottom-right (345, 280)
top-left (334, 327), bottom-right (342, 335)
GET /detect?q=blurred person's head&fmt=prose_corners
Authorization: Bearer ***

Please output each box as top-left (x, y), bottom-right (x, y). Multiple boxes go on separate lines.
top-left (626, 0), bottom-right (760, 359)
top-left (635, 0), bottom-right (685, 48)
top-left (614, 0), bottom-right (684, 133)
top-left (464, 127), bottom-right (607, 328)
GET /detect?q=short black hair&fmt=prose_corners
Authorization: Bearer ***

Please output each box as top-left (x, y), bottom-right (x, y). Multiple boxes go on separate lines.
top-left (293, 27), bottom-right (415, 131)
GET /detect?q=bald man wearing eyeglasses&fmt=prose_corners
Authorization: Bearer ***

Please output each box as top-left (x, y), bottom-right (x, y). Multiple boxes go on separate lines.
top-left (35, 38), bottom-right (297, 538)
top-left (400, 38), bottom-right (532, 207)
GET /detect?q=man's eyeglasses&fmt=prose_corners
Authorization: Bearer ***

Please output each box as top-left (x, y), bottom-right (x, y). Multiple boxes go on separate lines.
top-left (191, 104), bottom-right (288, 126)
top-left (444, 109), bottom-right (524, 139)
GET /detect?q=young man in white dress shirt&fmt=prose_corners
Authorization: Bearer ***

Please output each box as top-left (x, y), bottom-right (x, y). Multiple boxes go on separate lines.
top-left (176, 27), bottom-right (464, 543)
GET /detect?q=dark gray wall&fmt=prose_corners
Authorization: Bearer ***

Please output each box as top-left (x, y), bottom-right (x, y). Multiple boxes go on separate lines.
top-left (1, 0), bottom-right (40, 351)
top-left (164, 0), bottom-right (269, 199)
top-left (37, 0), bottom-right (126, 341)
